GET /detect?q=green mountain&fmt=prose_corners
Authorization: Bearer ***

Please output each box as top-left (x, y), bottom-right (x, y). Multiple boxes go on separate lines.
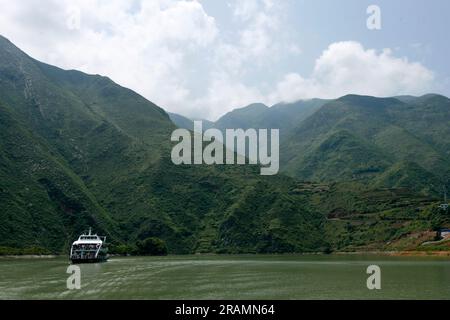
top-left (168, 112), bottom-right (195, 131)
top-left (213, 100), bottom-right (327, 135)
top-left (309, 181), bottom-right (443, 251)
top-left (281, 94), bottom-right (450, 194)
top-left (1, 35), bottom-right (448, 255)
top-left (214, 103), bottom-right (270, 130)
top-left (168, 94), bottom-right (450, 251)
top-left (169, 99), bottom-right (327, 138)
top-left (168, 112), bottom-right (214, 131)
top-left (0, 35), bottom-right (328, 254)
top-left (172, 94), bottom-right (450, 195)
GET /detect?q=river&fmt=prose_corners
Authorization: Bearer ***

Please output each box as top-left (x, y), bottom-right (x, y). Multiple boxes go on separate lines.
top-left (0, 254), bottom-right (449, 299)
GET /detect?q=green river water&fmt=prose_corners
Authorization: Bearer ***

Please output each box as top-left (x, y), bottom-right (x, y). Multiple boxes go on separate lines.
top-left (0, 254), bottom-right (449, 299)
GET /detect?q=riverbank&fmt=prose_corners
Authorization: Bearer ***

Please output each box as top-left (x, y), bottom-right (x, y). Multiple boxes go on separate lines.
top-left (2, 250), bottom-right (450, 260)
top-left (0, 255), bottom-right (59, 259)
top-left (335, 250), bottom-right (450, 257)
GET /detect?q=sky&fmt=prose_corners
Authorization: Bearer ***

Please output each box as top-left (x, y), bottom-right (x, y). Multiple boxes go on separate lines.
top-left (0, 0), bottom-right (449, 120)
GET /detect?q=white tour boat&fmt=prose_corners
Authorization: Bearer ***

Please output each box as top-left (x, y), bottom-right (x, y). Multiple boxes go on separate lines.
top-left (70, 228), bottom-right (108, 263)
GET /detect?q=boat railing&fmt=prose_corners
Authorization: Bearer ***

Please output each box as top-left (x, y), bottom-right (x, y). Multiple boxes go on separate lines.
top-left (70, 243), bottom-right (105, 259)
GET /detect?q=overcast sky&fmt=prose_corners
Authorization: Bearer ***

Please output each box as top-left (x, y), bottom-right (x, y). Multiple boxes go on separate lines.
top-left (0, 0), bottom-right (448, 120)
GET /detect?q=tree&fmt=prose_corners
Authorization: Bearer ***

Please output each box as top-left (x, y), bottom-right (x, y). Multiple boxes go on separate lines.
top-left (109, 244), bottom-right (135, 255)
top-left (136, 237), bottom-right (168, 256)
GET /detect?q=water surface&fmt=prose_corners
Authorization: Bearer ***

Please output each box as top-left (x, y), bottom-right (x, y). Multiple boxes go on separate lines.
top-left (0, 254), bottom-right (449, 299)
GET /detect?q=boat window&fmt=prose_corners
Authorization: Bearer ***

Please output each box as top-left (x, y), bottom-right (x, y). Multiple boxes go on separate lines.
top-left (79, 236), bottom-right (99, 240)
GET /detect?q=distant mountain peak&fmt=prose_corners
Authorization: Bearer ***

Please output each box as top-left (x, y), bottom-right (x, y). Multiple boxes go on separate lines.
top-left (231, 102), bottom-right (269, 113)
top-left (336, 94), bottom-right (404, 108)
top-left (0, 34), bottom-right (12, 45)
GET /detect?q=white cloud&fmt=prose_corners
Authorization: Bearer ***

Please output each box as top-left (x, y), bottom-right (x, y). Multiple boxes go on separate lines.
top-left (231, 0), bottom-right (260, 21)
top-left (196, 0), bottom-right (283, 119)
top-left (192, 71), bottom-right (266, 120)
top-left (269, 41), bottom-right (435, 104)
top-left (0, 0), bottom-right (217, 115)
top-left (0, 2), bottom-right (437, 121)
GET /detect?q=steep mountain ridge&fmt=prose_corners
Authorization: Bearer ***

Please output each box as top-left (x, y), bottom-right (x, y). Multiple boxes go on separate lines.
top-left (281, 94), bottom-right (450, 193)
top-left (0, 35), bottom-right (328, 254)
